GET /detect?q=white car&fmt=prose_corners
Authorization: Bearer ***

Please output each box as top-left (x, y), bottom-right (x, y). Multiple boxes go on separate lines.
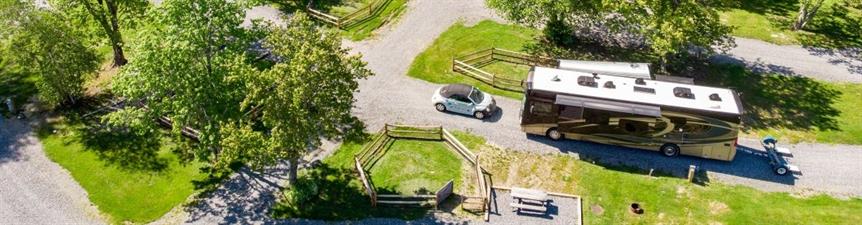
top-left (431, 84), bottom-right (497, 119)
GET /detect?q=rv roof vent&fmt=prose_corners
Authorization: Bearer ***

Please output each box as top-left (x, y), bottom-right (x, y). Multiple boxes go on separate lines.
top-left (635, 78), bottom-right (646, 85)
top-left (551, 75), bottom-right (561, 82)
top-left (709, 93), bottom-right (722, 101)
top-left (604, 81), bottom-right (616, 89)
top-left (673, 87), bottom-right (695, 99)
top-left (577, 76), bottom-right (598, 87)
top-left (634, 86), bottom-right (656, 94)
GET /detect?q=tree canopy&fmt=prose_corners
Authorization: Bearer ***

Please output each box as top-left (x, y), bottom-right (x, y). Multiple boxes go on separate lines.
top-left (487, 0), bottom-right (734, 61)
top-left (108, 0), bottom-right (370, 181)
top-left (1, 0), bottom-right (99, 107)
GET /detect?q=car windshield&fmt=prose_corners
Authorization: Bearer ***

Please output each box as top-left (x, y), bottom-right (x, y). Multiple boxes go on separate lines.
top-left (468, 88), bottom-right (484, 103)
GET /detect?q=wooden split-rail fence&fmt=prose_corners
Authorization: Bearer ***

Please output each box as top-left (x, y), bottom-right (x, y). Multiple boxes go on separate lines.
top-left (306, 0), bottom-right (393, 29)
top-left (451, 48), bottom-right (558, 93)
top-left (353, 124), bottom-right (493, 220)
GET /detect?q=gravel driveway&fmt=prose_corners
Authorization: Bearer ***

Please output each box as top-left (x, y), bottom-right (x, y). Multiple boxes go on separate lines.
top-left (0, 118), bottom-right (105, 225)
top-left (716, 37), bottom-right (862, 83)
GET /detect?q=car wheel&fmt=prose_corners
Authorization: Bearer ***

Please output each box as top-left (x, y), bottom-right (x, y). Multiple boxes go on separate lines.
top-left (473, 111), bottom-right (486, 120)
top-left (774, 166), bottom-right (788, 175)
top-left (660, 144), bottom-right (680, 157)
top-left (546, 128), bottom-right (563, 141)
top-left (435, 103), bottom-right (446, 112)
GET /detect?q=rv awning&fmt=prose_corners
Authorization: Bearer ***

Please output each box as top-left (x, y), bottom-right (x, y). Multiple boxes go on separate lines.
top-left (555, 95), bottom-right (661, 117)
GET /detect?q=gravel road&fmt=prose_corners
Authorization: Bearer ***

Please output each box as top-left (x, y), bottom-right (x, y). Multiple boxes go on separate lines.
top-left (717, 37), bottom-right (862, 83)
top-left (0, 118), bottom-right (105, 225)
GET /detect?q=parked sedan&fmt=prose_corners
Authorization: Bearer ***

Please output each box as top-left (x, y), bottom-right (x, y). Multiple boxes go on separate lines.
top-left (431, 84), bottom-right (497, 119)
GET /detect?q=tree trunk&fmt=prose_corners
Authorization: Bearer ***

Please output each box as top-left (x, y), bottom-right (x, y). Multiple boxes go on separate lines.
top-left (793, 0), bottom-right (825, 31)
top-left (287, 158), bottom-right (299, 186)
top-left (106, 0), bottom-right (127, 66)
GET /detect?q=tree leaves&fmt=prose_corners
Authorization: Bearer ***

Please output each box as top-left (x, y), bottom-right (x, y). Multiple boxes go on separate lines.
top-left (487, 0), bottom-right (734, 62)
top-left (1, 1), bottom-right (99, 107)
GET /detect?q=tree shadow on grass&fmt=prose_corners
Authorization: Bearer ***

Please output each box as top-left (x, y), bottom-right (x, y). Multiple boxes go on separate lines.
top-left (798, 1), bottom-right (862, 49)
top-left (699, 62), bottom-right (842, 132)
top-left (272, 164), bottom-right (429, 221)
top-left (58, 97), bottom-right (169, 172)
top-left (716, 0), bottom-right (799, 15)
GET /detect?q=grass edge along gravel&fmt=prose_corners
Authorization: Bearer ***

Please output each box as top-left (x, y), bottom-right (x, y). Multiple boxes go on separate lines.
top-left (38, 118), bottom-right (207, 224)
top-left (407, 20), bottom-right (539, 99)
top-left (457, 131), bottom-right (862, 224)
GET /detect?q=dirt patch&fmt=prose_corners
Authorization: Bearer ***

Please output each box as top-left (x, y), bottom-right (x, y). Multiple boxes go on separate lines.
top-left (709, 201), bottom-right (729, 215)
top-left (590, 204), bottom-right (604, 215)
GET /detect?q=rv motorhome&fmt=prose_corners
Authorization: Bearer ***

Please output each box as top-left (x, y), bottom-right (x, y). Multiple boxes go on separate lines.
top-left (520, 67), bottom-right (743, 161)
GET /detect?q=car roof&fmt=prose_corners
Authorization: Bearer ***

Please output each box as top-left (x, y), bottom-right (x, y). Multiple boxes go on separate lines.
top-left (440, 84), bottom-right (473, 98)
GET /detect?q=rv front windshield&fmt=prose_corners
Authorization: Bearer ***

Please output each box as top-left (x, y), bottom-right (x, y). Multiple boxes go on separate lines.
top-left (469, 88), bottom-right (484, 103)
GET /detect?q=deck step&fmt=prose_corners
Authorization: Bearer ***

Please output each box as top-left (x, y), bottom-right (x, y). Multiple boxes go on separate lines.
top-left (377, 200), bottom-right (434, 206)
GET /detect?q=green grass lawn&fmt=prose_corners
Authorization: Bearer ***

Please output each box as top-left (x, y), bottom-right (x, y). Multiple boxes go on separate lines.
top-left (462, 132), bottom-right (862, 225)
top-left (340, 0), bottom-right (407, 41)
top-left (273, 136), bottom-right (466, 220)
top-left (744, 83), bottom-right (862, 144)
top-left (39, 118), bottom-right (207, 224)
top-left (718, 0), bottom-right (861, 48)
top-left (368, 139), bottom-right (461, 195)
top-left (703, 64), bottom-right (862, 144)
top-left (307, 0), bottom-right (408, 41)
top-left (407, 20), bottom-right (540, 99)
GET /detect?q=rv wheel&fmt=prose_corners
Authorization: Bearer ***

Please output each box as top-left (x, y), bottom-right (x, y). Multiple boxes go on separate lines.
top-left (435, 103), bottom-right (446, 112)
top-left (660, 144), bottom-right (680, 157)
top-left (546, 128), bottom-right (563, 141)
top-left (775, 166), bottom-right (789, 176)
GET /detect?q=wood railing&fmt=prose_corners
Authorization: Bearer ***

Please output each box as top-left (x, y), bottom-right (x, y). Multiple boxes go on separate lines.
top-left (452, 48), bottom-right (558, 93)
top-left (306, 0), bottom-right (394, 29)
top-left (353, 124), bottom-right (492, 219)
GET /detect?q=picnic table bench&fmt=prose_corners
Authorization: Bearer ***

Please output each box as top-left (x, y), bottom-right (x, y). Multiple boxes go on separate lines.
top-left (510, 187), bottom-right (549, 212)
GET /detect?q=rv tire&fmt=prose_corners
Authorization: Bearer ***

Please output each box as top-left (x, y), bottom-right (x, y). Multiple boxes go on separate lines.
top-left (775, 166), bottom-right (789, 175)
top-left (660, 144), bottom-right (680, 157)
top-left (546, 128), bottom-right (563, 141)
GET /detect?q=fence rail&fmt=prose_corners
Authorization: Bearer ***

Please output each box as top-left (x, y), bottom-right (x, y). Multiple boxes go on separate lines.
top-left (452, 48), bottom-right (558, 93)
top-left (353, 124), bottom-right (492, 219)
top-left (306, 0), bottom-right (393, 29)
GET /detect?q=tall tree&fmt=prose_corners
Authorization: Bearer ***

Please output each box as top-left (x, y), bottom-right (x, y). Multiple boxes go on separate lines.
top-left (487, 0), bottom-right (733, 67)
top-left (220, 14), bottom-right (371, 184)
top-left (53, 0), bottom-right (148, 67)
top-left (109, 0), bottom-right (257, 162)
top-left (109, 0), bottom-right (370, 183)
top-left (793, 0), bottom-right (827, 30)
top-left (1, 0), bottom-right (99, 107)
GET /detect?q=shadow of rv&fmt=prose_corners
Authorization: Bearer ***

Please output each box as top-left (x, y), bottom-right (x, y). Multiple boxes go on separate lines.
top-left (525, 134), bottom-right (797, 186)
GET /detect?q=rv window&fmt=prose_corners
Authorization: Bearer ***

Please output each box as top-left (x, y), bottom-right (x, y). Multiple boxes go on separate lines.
top-left (530, 101), bottom-right (553, 115)
top-left (560, 106), bottom-right (584, 120)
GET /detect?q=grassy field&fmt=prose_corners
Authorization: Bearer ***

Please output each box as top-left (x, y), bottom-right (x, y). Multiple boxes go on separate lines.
top-left (307, 0), bottom-right (408, 41)
top-left (273, 136), bottom-right (467, 220)
top-left (368, 139), bottom-right (462, 194)
top-left (719, 0), bottom-right (861, 48)
top-left (703, 64), bottom-right (862, 144)
top-left (38, 118), bottom-right (207, 224)
top-left (407, 20), bottom-right (539, 99)
top-left (455, 132), bottom-right (862, 225)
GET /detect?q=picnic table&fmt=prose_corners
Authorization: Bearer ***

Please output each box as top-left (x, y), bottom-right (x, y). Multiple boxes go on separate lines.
top-left (510, 187), bottom-right (549, 212)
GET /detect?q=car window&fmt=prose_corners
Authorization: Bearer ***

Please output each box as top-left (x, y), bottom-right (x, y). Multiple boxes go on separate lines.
top-left (451, 95), bottom-right (470, 103)
top-left (468, 88), bottom-right (484, 103)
